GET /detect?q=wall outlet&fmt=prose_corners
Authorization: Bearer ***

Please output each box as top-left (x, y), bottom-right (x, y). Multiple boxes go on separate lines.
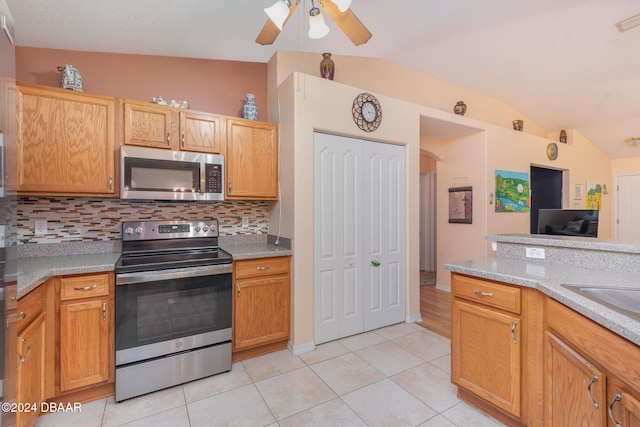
top-left (241, 217), bottom-right (249, 228)
top-left (525, 247), bottom-right (545, 259)
top-left (34, 219), bottom-right (48, 235)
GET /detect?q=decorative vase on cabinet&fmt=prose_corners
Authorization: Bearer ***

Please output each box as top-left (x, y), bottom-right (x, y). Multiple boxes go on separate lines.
top-left (242, 94), bottom-right (258, 120)
top-left (320, 52), bottom-right (335, 80)
top-left (453, 101), bottom-right (467, 116)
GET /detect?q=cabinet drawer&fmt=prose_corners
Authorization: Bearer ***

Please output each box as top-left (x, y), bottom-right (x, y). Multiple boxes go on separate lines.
top-left (234, 256), bottom-right (290, 279)
top-left (17, 284), bottom-right (47, 332)
top-left (452, 274), bottom-right (521, 314)
top-left (60, 274), bottom-right (110, 301)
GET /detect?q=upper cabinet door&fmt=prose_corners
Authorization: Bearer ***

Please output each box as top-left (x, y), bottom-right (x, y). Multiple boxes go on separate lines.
top-left (225, 118), bottom-right (278, 200)
top-left (17, 84), bottom-right (116, 196)
top-left (123, 100), bottom-right (175, 149)
top-left (179, 110), bottom-right (222, 154)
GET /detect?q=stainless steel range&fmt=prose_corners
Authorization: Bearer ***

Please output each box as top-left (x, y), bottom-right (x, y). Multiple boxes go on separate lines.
top-left (114, 219), bottom-right (233, 402)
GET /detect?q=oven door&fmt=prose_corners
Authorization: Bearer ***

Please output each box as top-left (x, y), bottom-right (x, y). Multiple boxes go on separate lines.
top-left (115, 264), bottom-right (232, 366)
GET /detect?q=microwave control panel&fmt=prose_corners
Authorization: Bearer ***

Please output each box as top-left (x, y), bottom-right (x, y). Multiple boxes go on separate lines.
top-left (205, 164), bottom-right (223, 194)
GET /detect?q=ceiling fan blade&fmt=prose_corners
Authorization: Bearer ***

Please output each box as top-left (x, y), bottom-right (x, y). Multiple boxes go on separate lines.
top-left (321, 1), bottom-right (372, 46)
top-left (256, 1), bottom-right (298, 45)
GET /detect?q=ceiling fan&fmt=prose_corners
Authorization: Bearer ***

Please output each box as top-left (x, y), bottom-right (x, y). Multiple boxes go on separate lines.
top-left (256, 0), bottom-right (372, 46)
top-left (624, 137), bottom-right (640, 146)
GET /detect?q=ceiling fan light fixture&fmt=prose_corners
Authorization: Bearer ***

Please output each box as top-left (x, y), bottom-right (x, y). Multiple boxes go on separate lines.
top-left (308, 6), bottom-right (330, 39)
top-left (333, 0), bottom-right (352, 12)
top-left (624, 137), bottom-right (640, 146)
top-left (616, 13), bottom-right (640, 32)
top-left (264, 0), bottom-right (292, 31)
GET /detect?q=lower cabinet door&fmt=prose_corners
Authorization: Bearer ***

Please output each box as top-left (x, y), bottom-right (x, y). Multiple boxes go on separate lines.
top-left (544, 331), bottom-right (607, 426)
top-left (607, 382), bottom-right (640, 427)
top-left (452, 299), bottom-right (521, 417)
top-left (60, 299), bottom-right (110, 391)
top-left (234, 275), bottom-right (290, 351)
top-left (17, 312), bottom-right (45, 427)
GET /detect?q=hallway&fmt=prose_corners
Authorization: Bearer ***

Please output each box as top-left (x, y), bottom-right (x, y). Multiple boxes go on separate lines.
top-left (418, 272), bottom-right (451, 339)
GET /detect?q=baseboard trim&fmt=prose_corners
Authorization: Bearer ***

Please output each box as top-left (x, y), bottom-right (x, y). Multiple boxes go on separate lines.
top-left (435, 283), bottom-right (451, 293)
top-left (288, 340), bottom-right (315, 355)
top-left (405, 313), bottom-right (423, 323)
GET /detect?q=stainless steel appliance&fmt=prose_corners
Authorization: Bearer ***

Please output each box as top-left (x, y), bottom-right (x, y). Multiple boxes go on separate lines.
top-left (114, 219), bottom-right (233, 402)
top-left (120, 146), bottom-right (224, 201)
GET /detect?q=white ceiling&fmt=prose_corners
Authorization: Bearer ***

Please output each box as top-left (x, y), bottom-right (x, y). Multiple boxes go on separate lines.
top-left (6, 0), bottom-right (640, 158)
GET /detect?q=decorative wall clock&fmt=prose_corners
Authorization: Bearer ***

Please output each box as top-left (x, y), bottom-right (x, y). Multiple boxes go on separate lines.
top-left (547, 142), bottom-right (558, 160)
top-left (352, 93), bottom-right (382, 132)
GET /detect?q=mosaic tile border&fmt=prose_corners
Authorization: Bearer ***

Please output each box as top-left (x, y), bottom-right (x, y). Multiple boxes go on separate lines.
top-left (18, 197), bottom-right (271, 244)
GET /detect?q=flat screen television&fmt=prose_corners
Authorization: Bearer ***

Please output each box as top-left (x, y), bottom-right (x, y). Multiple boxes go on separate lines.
top-left (536, 209), bottom-right (599, 238)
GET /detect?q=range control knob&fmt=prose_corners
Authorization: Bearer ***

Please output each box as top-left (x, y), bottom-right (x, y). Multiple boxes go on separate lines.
top-left (134, 227), bottom-right (144, 234)
top-left (210, 223), bottom-right (217, 232)
top-left (194, 226), bottom-right (202, 232)
top-left (125, 227), bottom-right (134, 235)
top-left (203, 226), bottom-right (209, 232)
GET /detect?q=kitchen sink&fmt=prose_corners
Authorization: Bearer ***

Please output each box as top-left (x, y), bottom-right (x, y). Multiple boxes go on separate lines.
top-left (562, 285), bottom-right (640, 321)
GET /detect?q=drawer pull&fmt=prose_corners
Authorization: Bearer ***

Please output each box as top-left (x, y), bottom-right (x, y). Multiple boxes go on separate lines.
top-left (608, 393), bottom-right (622, 427)
top-left (17, 338), bottom-right (31, 367)
top-left (73, 284), bottom-right (98, 291)
top-left (473, 289), bottom-right (494, 297)
top-left (17, 311), bottom-right (26, 321)
top-left (256, 266), bottom-right (271, 271)
top-left (511, 321), bottom-right (518, 344)
top-left (587, 375), bottom-right (600, 409)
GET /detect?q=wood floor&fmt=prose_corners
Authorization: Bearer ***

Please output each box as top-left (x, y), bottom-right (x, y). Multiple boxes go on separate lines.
top-left (417, 284), bottom-right (451, 339)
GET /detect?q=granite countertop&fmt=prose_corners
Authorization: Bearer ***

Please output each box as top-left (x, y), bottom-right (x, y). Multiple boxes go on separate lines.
top-left (446, 257), bottom-right (640, 347)
top-left (18, 239), bottom-right (292, 299)
top-left (487, 233), bottom-right (640, 253)
top-left (18, 252), bottom-right (121, 298)
top-left (221, 242), bottom-right (292, 260)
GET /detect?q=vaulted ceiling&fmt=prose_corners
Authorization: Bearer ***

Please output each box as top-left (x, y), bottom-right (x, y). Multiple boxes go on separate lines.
top-left (6, 0), bottom-right (640, 158)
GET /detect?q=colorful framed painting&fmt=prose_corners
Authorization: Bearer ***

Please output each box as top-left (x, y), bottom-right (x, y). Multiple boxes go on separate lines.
top-left (495, 170), bottom-right (530, 212)
top-left (448, 186), bottom-right (472, 224)
top-left (586, 181), bottom-right (602, 210)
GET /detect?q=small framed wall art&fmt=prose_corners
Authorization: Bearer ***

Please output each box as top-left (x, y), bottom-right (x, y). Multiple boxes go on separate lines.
top-left (448, 186), bottom-right (473, 224)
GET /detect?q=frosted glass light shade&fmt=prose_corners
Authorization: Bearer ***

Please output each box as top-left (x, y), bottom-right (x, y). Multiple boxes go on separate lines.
top-left (264, 0), bottom-right (291, 30)
top-left (333, 0), bottom-right (352, 12)
top-left (308, 11), bottom-right (330, 39)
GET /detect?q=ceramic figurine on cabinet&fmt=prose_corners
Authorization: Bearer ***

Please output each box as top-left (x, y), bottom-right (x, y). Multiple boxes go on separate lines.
top-left (57, 64), bottom-right (83, 91)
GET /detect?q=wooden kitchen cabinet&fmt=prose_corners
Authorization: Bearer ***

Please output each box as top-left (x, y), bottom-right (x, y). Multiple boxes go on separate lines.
top-left (225, 117), bottom-right (278, 200)
top-left (451, 273), bottom-right (544, 426)
top-left (56, 272), bottom-right (114, 394)
top-left (545, 297), bottom-right (640, 427)
top-left (16, 284), bottom-right (48, 427)
top-left (233, 256), bottom-right (290, 361)
top-left (123, 100), bottom-right (222, 153)
top-left (17, 83), bottom-right (117, 196)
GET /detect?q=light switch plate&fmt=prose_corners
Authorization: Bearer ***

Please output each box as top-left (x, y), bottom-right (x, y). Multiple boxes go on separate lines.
top-left (35, 219), bottom-right (48, 235)
top-left (241, 217), bottom-right (249, 228)
top-left (525, 247), bottom-right (545, 259)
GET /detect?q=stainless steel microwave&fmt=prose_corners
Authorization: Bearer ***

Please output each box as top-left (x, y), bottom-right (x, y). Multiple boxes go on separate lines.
top-left (120, 146), bottom-right (224, 201)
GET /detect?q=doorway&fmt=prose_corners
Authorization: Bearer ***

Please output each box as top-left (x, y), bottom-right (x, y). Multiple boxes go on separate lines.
top-left (530, 166), bottom-right (563, 233)
top-left (617, 174), bottom-right (640, 239)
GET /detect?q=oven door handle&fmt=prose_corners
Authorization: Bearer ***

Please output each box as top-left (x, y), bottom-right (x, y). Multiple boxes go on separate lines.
top-left (116, 263), bottom-right (232, 285)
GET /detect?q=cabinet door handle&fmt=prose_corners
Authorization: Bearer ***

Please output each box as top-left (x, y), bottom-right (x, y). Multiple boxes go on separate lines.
top-left (181, 133), bottom-right (185, 148)
top-left (236, 284), bottom-right (240, 299)
top-left (511, 321), bottom-right (518, 344)
top-left (166, 132), bottom-right (171, 146)
top-left (608, 393), bottom-right (622, 427)
top-left (17, 311), bottom-right (26, 321)
top-left (17, 338), bottom-right (31, 367)
top-left (228, 181), bottom-right (232, 192)
top-left (473, 289), bottom-right (494, 297)
top-left (102, 302), bottom-right (107, 321)
top-left (587, 375), bottom-right (600, 409)
top-left (256, 266), bottom-right (271, 271)
top-left (73, 284), bottom-right (97, 291)
top-left (109, 175), bottom-right (113, 191)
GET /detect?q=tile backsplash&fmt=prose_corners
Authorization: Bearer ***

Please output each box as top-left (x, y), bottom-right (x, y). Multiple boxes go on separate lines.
top-left (18, 197), bottom-right (270, 244)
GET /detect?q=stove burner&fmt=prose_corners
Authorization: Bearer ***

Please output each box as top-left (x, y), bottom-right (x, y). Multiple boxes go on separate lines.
top-left (116, 219), bottom-right (232, 274)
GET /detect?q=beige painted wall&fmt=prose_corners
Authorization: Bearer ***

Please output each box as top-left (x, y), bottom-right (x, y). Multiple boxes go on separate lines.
top-left (268, 51), bottom-right (615, 349)
top-left (612, 156), bottom-right (640, 175)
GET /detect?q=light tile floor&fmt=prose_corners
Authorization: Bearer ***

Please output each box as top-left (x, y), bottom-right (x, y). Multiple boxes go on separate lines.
top-left (35, 323), bottom-right (505, 427)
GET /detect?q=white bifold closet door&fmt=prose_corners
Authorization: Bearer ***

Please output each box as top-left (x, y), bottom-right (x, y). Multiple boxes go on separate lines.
top-left (314, 132), bottom-right (405, 344)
